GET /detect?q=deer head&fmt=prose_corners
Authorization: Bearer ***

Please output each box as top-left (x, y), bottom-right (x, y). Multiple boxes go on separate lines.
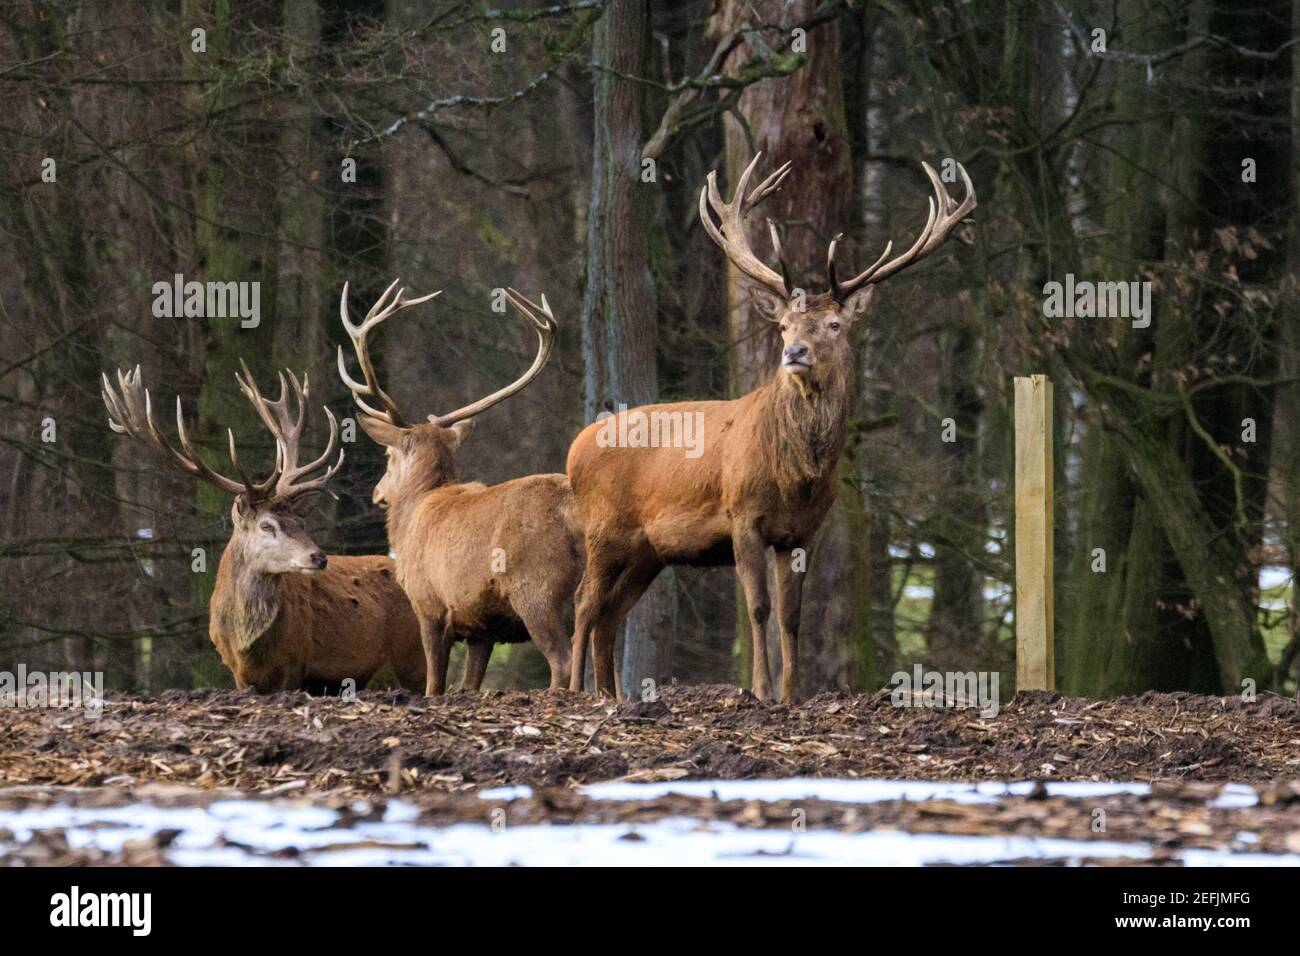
top-left (699, 153), bottom-right (976, 392)
top-left (336, 280), bottom-right (556, 509)
top-left (101, 362), bottom-right (344, 576)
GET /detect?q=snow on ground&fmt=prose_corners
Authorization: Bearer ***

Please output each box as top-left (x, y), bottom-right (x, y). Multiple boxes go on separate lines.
top-left (482, 778), bottom-right (1260, 807)
top-left (0, 779), bottom-right (1285, 867)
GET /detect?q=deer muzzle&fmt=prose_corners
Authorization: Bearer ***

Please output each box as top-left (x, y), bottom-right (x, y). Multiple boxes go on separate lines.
top-left (782, 343), bottom-right (812, 373)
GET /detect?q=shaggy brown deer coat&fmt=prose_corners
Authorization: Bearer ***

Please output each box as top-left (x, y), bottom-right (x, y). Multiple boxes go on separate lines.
top-left (102, 363), bottom-right (424, 693)
top-left (337, 282), bottom-right (584, 695)
top-left (567, 154), bottom-right (976, 702)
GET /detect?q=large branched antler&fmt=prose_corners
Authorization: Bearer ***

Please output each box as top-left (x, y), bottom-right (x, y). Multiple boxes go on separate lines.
top-left (234, 359), bottom-right (344, 501)
top-left (337, 281), bottom-right (558, 428)
top-left (336, 279), bottom-right (440, 427)
top-left (432, 289), bottom-right (557, 426)
top-left (827, 161), bottom-right (976, 301)
top-left (103, 363), bottom-right (344, 505)
top-left (101, 366), bottom-right (270, 500)
top-left (698, 151), bottom-right (794, 298)
top-left (701, 154), bottom-right (977, 304)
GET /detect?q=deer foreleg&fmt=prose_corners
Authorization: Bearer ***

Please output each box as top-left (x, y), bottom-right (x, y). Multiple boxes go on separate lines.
top-left (774, 548), bottom-right (806, 704)
top-left (462, 638), bottom-right (492, 691)
top-left (420, 614), bottom-right (452, 696)
top-left (734, 528), bottom-right (774, 701)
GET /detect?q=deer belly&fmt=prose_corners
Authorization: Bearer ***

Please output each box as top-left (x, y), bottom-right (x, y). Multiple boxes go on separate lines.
top-left (447, 606), bottom-right (527, 643)
top-left (644, 511), bottom-right (734, 566)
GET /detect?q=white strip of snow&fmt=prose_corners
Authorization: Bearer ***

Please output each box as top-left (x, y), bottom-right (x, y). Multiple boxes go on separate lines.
top-left (480, 779), bottom-right (1159, 805)
top-left (3, 799), bottom-right (1297, 866)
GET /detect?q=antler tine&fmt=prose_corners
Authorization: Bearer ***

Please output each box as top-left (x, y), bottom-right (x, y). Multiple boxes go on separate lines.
top-left (430, 288), bottom-right (557, 427)
top-left (743, 159), bottom-right (792, 215)
top-left (233, 359), bottom-right (339, 501)
top-left (234, 361), bottom-right (289, 439)
top-left (767, 220), bottom-right (795, 297)
top-left (830, 160), bottom-right (977, 300)
top-left (337, 280), bottom-right (441, 427)
top-left (286, 368), bottom-right (308, 439)
top-left (101, 371), bottom-right (130, 434)
top-left (233, 360), bottom-right (294, 491)
top-left (224, 427), bottom-right (261, 500)
top-left (699, 152), bottom-right (792, 298)
top-left (277, 405), bottom-right (345, 501)
top-left (173, 397), bottom-right (267, 500)
top-left (101, 365), bottom-right (253, 497)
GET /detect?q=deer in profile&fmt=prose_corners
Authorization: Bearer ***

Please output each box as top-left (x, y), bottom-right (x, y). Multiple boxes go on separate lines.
top-left (101, 362), bottom-right (424, 693)
top-left (567, 153), bottom-right (976, 702)
top-left (337, 281), bottom-right (584, 695)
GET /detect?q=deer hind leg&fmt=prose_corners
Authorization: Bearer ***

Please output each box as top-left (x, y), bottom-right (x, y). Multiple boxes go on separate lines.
top-left (569, 619), bottom-right (592, 693)
top-left (733, 527), bottom-right (774, 701)
top-left (462, 638), bottom-right (493, 691)
top-left (513, 595), bottom-right (573, 690)
top-left (589, 553), bottom-right (663, 700)
top-left (571, 546), bottom-right (622, 694)
top-left (773, 548), bottom-right (806, 704)
top-left (419, 613), bottom-right (453, 697)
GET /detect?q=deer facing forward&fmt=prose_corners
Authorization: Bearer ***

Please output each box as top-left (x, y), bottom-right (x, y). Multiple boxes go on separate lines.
top-left (102, 363), bottom-right (424, 693)
top-left (566, 154), bottom-right (976, 702)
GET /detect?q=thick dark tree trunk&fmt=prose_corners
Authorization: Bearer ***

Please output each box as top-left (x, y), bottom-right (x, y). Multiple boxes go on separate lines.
top-left (709, 0), bottom-right (870, 695)
top-left (581, 0), bottom-right (676, 697)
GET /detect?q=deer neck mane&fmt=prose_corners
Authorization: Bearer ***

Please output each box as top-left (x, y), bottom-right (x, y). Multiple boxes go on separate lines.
top-left (385, 448), bottom-right (460, 553)
top-left (212, 536), bottom-right (284, 655)
top-left (755, 357), bottom-right (851, 494)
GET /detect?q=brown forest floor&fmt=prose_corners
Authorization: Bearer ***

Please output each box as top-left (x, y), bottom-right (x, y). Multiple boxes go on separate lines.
top-left (3, 686), bottom-right (1300, 865)
top-left (3, 685), bottom-right (1298, 795)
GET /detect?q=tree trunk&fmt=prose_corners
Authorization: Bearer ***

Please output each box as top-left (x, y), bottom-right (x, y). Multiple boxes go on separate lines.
top-left (181, 0), bottom-right (285, 685)
top-left (581, 0), bottom-right (676, 697)
top-left (709, 0), bottom-right (869, 695)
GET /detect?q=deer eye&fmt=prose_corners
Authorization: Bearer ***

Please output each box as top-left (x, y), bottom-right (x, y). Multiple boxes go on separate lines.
top-left (828, 321), bottom-right (841, 332)
top-left (260, 522), bottom-right (276, 536)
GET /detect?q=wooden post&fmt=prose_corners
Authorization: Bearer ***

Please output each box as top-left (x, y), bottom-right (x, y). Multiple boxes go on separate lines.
top-left (1014, 374), bottom-right (1054, 690)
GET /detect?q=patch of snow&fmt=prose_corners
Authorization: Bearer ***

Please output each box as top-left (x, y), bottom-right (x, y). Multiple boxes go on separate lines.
top-left (1211, 784), bottom-right (1259, 809)
top-left (0, 785), bottom-right (1290, 867)
top-left (485, 778), bottom-right (1156, 805)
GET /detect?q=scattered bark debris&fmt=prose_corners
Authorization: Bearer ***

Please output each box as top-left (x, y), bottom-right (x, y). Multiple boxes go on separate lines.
top-left (1, 685), bottom-right (1297, 795)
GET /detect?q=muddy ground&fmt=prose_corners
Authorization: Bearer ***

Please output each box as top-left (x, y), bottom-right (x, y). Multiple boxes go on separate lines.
top-left (2, 684), bottom-right (1298, 794)
top-left (3, 686), bottom-right (1299, 864)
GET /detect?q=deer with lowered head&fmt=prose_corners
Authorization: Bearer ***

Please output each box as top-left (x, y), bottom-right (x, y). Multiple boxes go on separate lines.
top-left (337, 281), bottom-right (584, 695)
top-left (101, 362), bottom-right (424, 693)
top-left (566, 153), bottom-right (976, 702)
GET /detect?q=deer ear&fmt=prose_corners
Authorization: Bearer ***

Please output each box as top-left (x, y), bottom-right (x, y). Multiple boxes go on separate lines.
top-left (357, 413), bottom-right (401, 447)
top-left (839, 286), bottom-right (876, 325)
top-left (448, 418), bottom-right (475, 447)
top-left (747, 285), bottom-right (785, 322)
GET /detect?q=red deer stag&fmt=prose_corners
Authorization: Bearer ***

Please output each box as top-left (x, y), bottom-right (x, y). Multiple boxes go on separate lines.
top-left (567, 153), bottom-right (976, 702)
top-left (101, 362), bottom-right (424, 693)
top-left (337, 280), bottom-right (584, 695)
